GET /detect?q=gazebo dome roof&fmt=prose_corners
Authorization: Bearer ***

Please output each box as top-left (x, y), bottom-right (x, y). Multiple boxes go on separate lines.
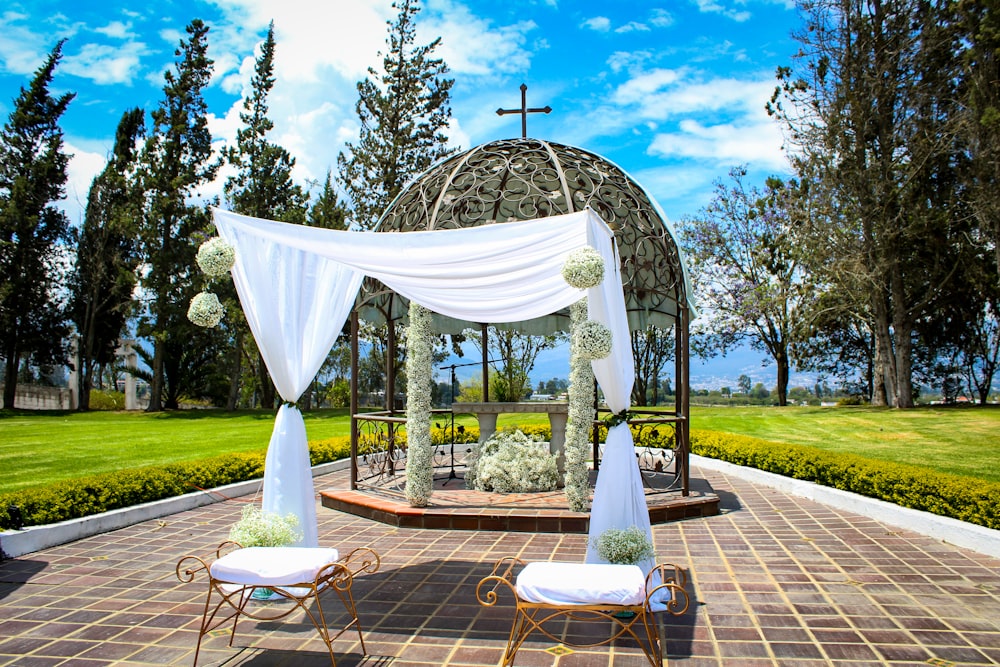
top-left (364, 137), bottom-right (692, 333)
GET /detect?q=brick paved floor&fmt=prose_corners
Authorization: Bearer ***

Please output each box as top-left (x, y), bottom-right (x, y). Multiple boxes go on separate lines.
top-left (1, 464), bottom-right (999, 666)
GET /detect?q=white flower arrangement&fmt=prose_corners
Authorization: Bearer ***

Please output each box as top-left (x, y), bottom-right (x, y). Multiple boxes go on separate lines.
top-left (196, 237), bottom-right (236, 276)
top-left (564, 298), bottom-right (595, 512)
top-left (187, 291), bottom-right (224, 328)
top-left (470, 429), bottom-right (559, 493)
top-left (591, 525), bottom-right (655, 565)
top-left (575, 319), bottom-right (613, 360)
top-left (561, 246), bottom-right (605, 289)
top-left (404, 301), bottom-right (434, 507)
top-left (228, 505), bottom-right (302, 547)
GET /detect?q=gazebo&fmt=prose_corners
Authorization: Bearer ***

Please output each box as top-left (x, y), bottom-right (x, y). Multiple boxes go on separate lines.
top-left (345, 137), bottom-right (697, 504)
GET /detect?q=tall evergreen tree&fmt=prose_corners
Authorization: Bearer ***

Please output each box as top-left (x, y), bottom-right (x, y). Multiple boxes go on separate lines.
top-left (137, 20), bottom-right (219, 411)
top-left (0, 41), bottom-right (74, 409)
top-left (307, 170), bottom-right (349, 230)
top-left (69, 108), bottom-right (144, 410)
top-left (223, 21), bottom-right (308, 410)
top-left (336, 0), bottom-right (454, 230)
top-left (337, 0), bottom-right (455, 411)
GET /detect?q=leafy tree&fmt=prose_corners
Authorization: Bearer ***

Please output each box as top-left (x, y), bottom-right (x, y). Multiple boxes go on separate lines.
top-left (631, 324), bottom-right (674, 406)
top-left (223, 22), bottom-right (308, 409)
top-left (69, 108), bottom-right (144, 410)
top-left (137, 20), bottom-right (219, 411)
top-left (769, 0), bottom-right (970, 407)
top-left (680, 168), bottom-right (802, 405)
top-left (467, 327), bottom-right (564, 402)
top-left (957, 0), bottom-right (1000, 279)
top-left (337, 0), bottom-right (454, 230)
top-left (0, 41), bottom-right (74, 409)
top-left (737, 374), bottom-right (752, 395)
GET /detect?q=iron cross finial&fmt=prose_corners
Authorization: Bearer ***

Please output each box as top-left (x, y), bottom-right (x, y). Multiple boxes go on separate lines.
top-left (496, 83), bottom-right (552, 138)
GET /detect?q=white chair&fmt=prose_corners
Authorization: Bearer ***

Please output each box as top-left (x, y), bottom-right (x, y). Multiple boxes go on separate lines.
top-left (176, 542), bottom-right (380, 666)
top-left (476, 557), bottom-right (689, 667)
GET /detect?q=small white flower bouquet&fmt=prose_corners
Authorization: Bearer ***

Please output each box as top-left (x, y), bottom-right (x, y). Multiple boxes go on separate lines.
top-left (228, 505), bottom-right (302, 548)
top-left (196, 237), bottom-right (236, 276)
top-left (591, 525), bottom-right (655, 565)
top-left (575, 319), bottom-right (613, 360)
top-left (561, 246), bottom-right (605, 289)
top-left (187, 291), bottom-right (224, 328)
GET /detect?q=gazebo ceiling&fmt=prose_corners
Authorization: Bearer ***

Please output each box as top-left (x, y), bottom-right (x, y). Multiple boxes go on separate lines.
top-left (358, 137), bottom-right (691, 333)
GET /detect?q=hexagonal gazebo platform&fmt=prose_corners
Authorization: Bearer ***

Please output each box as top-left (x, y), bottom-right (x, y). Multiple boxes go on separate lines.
top-left (320, 137), bottom-right (719, 531)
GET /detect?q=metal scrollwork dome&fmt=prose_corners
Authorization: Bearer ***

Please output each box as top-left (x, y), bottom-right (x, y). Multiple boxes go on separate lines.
top-left (360, 137), bottom-right (692, 332)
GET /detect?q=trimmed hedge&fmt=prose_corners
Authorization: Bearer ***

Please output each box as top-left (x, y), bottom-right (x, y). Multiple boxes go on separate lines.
top-left (0, 437), bottom-right (352, 530)
top-left (690, 429), bottom-right (1000, 530)
top-left (3, 425), bottom-right (996, 532)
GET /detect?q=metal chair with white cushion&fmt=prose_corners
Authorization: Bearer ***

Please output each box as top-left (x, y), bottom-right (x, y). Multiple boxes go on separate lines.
top-left (476, 557), bottom-right (689, 667)
top-left (176, 542), bottom-right (380, 666)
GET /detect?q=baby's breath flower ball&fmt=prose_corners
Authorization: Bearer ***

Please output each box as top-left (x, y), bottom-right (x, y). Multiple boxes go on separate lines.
top-left (187, 291), bottom-right (224, 328)
top-left (196, 237), bottom-right (236, 276)
top-left (575, 319), bottom-right (613, 360)
top-left (561, 247), bottom-right (605, 289)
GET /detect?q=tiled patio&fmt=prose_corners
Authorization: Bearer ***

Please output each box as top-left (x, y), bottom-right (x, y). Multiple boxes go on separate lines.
top-left (2, 463), bottom-right (999, 666)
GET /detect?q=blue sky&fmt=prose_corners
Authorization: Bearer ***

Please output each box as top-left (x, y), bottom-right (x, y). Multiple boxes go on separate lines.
top-left (1, 0), bottom-right (807, 389)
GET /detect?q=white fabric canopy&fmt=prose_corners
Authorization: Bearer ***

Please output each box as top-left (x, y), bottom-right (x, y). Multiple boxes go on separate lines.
top-left (212, 207), bottom-right (656, 565)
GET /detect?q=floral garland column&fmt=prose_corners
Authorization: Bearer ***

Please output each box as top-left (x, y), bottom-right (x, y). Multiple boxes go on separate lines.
top-left (561, 246), bottom-right (613, 513)
top-left (564, 298), bottom-right (595, 512)
top-left (404, 301), bottom-right (433, 507)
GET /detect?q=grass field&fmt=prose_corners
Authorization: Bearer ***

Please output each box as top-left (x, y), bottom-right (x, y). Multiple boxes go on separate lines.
top-left (693, 404), bottom-right (1000, 483)
top-left (0, 408), bottom-right (354, 494)
top-left (2, 404), bottom-right (997, 494)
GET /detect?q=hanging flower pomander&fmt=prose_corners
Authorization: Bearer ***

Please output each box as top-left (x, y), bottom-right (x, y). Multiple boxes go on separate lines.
top-left (187, 291), bottom-right (224, 328)
top-left (561, 246), bottom-right (605, 289)
top-left (196, 237), bottom-right (236, 276)
top-left (575, 319), bottom-right (613, 360)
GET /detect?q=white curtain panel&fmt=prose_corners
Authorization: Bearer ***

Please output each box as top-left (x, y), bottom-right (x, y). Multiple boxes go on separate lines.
top-left (215, 215), bottom-right (364, 547)
top-left (212, 207), bottom-right (653, 561)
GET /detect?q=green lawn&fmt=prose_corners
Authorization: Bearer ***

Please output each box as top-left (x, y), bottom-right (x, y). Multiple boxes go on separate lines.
top-left (2, 404), bottom-right (998, 495)
top-left (0, 408), bottom-right (353, 494)
top-left (692, 404), bottom-right (1000, 483)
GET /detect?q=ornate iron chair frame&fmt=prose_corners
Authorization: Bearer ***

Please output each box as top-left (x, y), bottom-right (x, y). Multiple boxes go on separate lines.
top-left (476, 556), bottom-right (690, 667)
top-left (175, 542), bottom-right (380, 667)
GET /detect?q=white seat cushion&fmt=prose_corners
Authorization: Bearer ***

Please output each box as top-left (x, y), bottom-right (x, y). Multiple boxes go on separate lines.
top-left (210, 547), bottom-right (340, 587)
top-left (515, 562), bottom-right (646, 606)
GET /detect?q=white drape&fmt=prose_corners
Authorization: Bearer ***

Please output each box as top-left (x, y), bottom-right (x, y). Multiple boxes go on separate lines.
top-left (212, 207), bottom-right (656, 566)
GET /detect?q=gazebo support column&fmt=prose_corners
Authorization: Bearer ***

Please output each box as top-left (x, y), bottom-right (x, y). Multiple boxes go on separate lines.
top-left (481, 323), bottom-right (489, 402)
top-left (677, 308), bottom-right (690, 497)
top-left (350, 310), bottom-right (359, 490)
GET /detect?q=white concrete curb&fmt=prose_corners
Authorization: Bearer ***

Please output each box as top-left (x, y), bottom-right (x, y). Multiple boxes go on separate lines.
top-left (0, 458), bottom-right (351, 559)
top-left (692, 454), bottom-right (1000, 559)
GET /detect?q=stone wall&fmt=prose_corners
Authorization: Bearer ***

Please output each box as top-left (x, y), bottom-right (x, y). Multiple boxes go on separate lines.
top-left (0, 384), bottom-right (74, 410)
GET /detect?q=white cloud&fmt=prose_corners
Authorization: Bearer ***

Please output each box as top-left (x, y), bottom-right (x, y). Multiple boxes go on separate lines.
top-left (650, 9), bottom-right (675, 28)
top-left (607, 50), bottom-right (652, 74)
top-left (615, 21), bottom-right (651, 34)
top-left (60, 141), bottom-right (108, 226)
top-left (93, 20), bottom-right (135, 39)
top-left (61, 41), bottom-right (149, 85)
top-left (692, 0), bottom-right (752, 22)
top-left (648, 117), bottom-right (789, 171)
top-left (581, 16), bottom-right (611, 32)
top-left (0, 11), bottom-right (55, 75)
top-left (612, 68), bottom-right (684, 106)
top-left (421, 0), bottom-right (537, 77)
